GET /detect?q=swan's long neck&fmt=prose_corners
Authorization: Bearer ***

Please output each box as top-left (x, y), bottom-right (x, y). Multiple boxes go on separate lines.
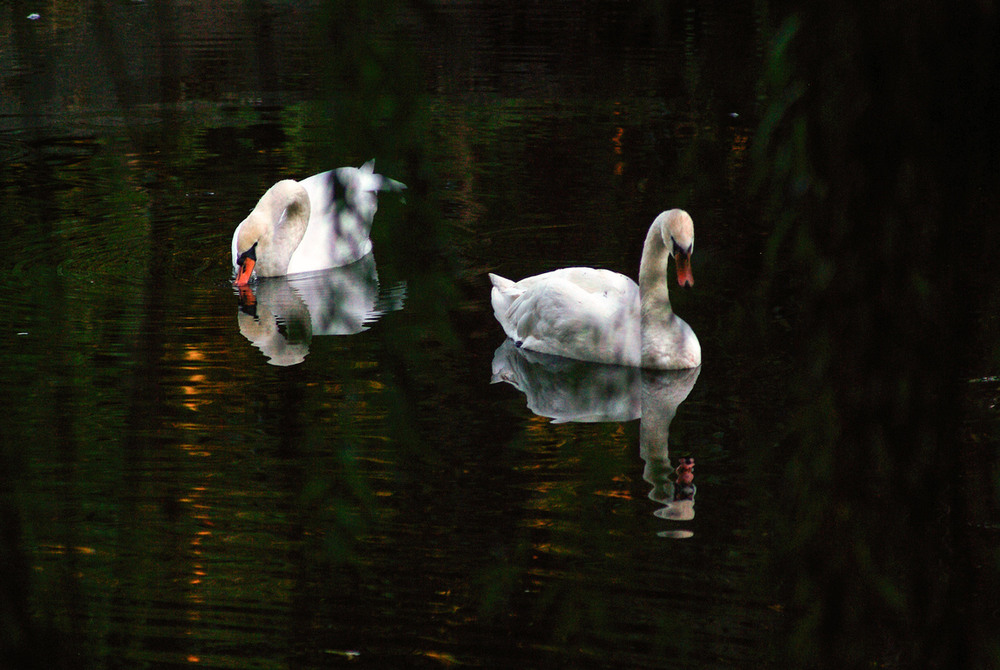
top-left (248, 180), bottom-right (310, 277)
top-left (636, 211), bottom-right (701, 369)
top-left (638, 219), bottom-right (673, 318)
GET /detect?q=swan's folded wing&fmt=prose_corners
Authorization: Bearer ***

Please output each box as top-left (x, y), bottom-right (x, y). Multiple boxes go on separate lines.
top-left (551, 267), bottom-right (633, 297)
top-left (504, 271), bottom-right (640, 364)
top-left (292, 170), bottom-right (374, 271)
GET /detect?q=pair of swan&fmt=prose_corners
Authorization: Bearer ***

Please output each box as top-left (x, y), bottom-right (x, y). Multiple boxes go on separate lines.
top-left (231, 167), bottom-right (699, 370)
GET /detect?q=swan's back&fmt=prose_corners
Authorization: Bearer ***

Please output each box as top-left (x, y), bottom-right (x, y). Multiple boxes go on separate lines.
top-left (289, 163), bottom-right (405, 274)
top-left (490, 268), bottom-right (642, 366)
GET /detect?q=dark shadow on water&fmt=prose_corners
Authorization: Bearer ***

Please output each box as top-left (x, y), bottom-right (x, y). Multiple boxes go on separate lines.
top-left (751, 1), bottom-right (1000, 667)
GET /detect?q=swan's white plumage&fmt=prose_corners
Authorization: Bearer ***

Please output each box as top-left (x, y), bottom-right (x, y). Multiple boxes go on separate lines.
top-left (489, 210), bottom-right (701, 370)
top-left (491, 268), bottom-right (641, 365)
top-left (231, 161), bottom-right (404, 281)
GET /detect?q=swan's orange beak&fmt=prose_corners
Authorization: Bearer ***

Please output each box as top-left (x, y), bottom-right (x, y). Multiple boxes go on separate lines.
top-left (675, 253), bottom-right (694, 287)
top-left (234, 243), bottom-right (257, 286)
top-left (235, 257), bottom-right (255, 286)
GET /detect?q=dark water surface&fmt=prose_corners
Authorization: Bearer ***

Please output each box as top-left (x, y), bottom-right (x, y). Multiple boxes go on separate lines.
top-left (2, 2), bottom-right (998, 669)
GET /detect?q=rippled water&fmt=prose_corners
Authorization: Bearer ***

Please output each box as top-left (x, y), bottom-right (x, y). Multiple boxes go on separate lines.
top-left (2, 2), bottom-right (997, 669)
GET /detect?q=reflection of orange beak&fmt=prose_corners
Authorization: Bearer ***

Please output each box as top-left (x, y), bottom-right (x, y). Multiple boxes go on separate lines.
top-left (235, 257), bottom-right (255, 286)
top-left (237, 284), bottom-right (257, 308)
top-left (675, 253), bottom-right (694, 287)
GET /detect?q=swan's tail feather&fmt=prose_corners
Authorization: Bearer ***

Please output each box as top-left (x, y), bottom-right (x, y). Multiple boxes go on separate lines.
top-left (353, 160), bottom-right (406, 193)
top-left (380, 176), bottom-right (407, 192)
top-left (489, 273), bottom-right (523, 343)
top-left (489, 273), bottom-right (516, 291)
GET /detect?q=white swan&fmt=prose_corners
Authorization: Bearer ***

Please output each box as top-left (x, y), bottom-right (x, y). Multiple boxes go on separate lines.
top-left (489, 209), bottom-right (701, 370)
top-left (231, 161), bottom-right (404, 285)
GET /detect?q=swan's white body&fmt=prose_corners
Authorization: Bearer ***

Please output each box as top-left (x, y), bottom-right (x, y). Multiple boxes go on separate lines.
top-left (231, 161), bottom-right (404, 284)
top-left (489, 209), bottom-right (701, 370)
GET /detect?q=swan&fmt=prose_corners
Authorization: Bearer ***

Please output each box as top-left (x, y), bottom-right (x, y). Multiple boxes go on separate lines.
top-left (231, 161), bottom-right (404, 285)
top-left (489, 209), bottom-right (701, 370)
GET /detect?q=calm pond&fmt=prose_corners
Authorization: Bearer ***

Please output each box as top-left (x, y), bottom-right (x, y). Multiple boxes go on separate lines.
top-left (1, 2), bottom-right (998, 669)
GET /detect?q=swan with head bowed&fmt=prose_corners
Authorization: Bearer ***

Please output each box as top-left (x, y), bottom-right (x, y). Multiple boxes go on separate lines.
top-left (231, 161), bottom-right (405, 285)
top-left (489, 209), bottom-right (701, 370)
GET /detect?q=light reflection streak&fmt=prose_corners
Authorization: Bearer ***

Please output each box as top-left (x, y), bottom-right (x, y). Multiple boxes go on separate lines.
top-left (172, 345), bottom-right (219, 630)
top-left (612, 123), bottom-right (625, 176)
top-left (38, 544), bottom-right (97, 556)
top-left (176, 343), bottom-right (229, 412)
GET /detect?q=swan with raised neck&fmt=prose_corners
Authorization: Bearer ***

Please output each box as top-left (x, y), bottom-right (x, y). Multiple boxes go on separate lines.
top-left (489, 209), bottom-right (701, 370)
top-left (638, 209), bottom-right (700, 369)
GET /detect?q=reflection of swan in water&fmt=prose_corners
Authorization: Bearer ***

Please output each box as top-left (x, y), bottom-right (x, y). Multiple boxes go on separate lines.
top-left (638, 365), bottom-right (700, 537)
top-left (492, 339), bottom-right (700, 532)
top-left (236, 252), bottom-right (405, 366)
top-left (491, 340), bottom-right (642, 422)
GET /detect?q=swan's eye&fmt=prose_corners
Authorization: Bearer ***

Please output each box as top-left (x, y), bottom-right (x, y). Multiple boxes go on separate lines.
top-left (672, 239), bottom-right (693, 258)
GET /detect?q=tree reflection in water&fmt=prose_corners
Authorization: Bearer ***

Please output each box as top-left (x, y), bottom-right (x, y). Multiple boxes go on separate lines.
top-left (754, 0), bottom-right (1000, 667)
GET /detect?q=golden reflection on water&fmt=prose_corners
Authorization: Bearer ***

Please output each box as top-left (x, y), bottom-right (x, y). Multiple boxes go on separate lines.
top-left (38, 544), bottom-right (97, 556)
top-left (594, 474), bottom-right (634, 501)
top-left (171, 343), bottom-right (228, 642)
top-left (177, 344), bottom-right (227, 413)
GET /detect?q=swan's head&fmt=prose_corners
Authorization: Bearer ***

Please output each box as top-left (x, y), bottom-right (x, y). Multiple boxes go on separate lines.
top-left (233, 241), bottom-right (257, 286)
top-left (231, 213), bottom-right (255, 286)
top-left (657, 209), bottom-right (695, 287)
top-left (232, 180), bottom-right (310, 286)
